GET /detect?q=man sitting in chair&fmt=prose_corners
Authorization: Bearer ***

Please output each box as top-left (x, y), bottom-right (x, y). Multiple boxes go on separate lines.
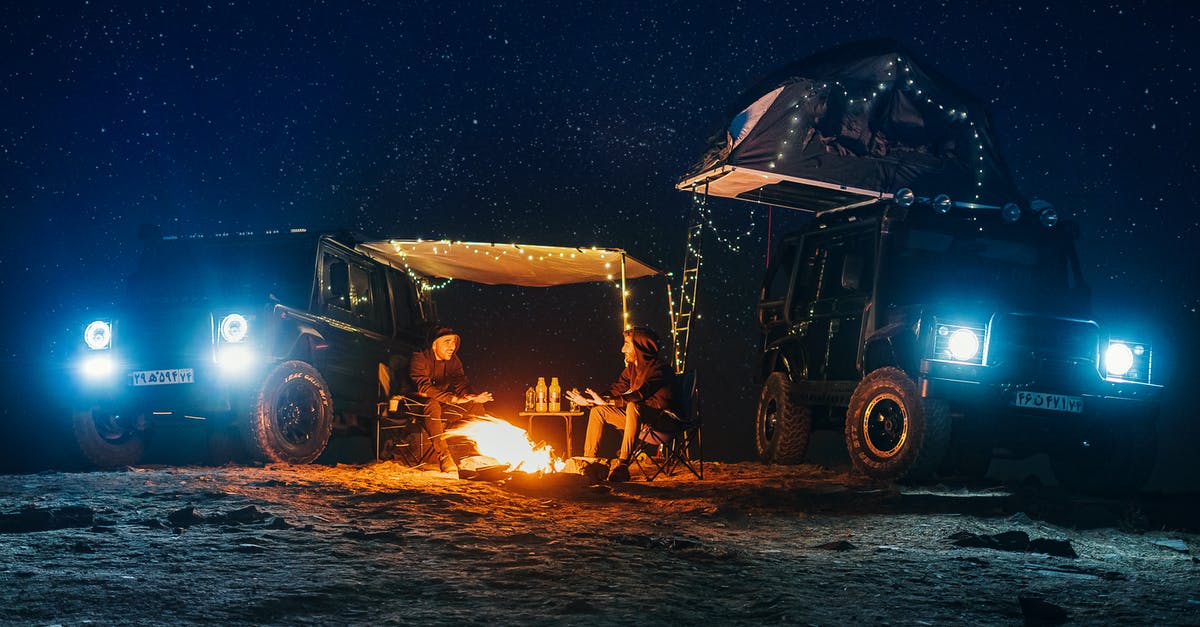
top-left (410, 327), bottom-right (494, 473)
top-left (566, 326), bottom-right (680, 483)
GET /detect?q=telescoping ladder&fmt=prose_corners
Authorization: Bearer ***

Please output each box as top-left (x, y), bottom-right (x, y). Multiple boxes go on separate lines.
top-left (669, 193), bottom-right (705, 375)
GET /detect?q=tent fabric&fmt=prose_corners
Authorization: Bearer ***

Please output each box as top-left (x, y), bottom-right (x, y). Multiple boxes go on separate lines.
top-left (679, 38), bottom-right (1025, 213)
top-left (358, 239), bottom-right (661, 287)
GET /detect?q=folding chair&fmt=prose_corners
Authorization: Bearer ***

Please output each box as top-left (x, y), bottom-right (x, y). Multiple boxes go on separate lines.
top-left (375, 395), bottom-right (438, 466)
top-left (633, 371), bottom-right (702, 481)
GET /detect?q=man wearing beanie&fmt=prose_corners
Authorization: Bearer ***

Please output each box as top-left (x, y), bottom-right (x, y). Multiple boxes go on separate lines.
top-left (566, 326), bottom-right (681, 482)
top-left (409, 326), bottom-right (493, 473)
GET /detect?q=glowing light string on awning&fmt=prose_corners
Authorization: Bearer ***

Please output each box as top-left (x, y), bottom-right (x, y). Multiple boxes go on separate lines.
top-left (357, 239), bottom-right (663, 333)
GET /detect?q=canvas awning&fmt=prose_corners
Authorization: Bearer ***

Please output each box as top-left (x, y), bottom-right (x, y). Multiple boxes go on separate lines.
top-left (357, 239), bottom-right (661, 287)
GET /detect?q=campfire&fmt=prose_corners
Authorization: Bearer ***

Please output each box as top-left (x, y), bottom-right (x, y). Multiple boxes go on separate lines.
top-left (444, 416), bottom-right (564, 475)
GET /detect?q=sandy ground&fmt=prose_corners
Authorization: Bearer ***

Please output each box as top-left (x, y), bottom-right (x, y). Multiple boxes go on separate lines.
top-left (1, 460), bottom-right (1198, 626)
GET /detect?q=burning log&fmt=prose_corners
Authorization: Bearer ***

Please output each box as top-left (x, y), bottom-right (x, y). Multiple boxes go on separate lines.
top-left (444, 416), bottom-right (565, 479)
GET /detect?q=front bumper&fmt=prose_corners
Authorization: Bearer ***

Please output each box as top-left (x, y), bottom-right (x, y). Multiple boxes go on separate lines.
top-left (919, 358), bottom-right (1162, 418)
top-left (71, 356), bottom-right (264, 422)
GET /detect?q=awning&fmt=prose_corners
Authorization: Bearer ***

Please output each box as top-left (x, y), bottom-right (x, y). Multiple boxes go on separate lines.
top-left (358, 239), bottom-right (661, 287)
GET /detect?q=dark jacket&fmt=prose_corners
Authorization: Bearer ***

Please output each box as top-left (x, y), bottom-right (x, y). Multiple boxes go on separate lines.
top-left (606, 356), bottom-right (678, 415)
top-left (605, 329), bottom-right (678, 415)
top-left (409, 348), bottom-right (471, 403)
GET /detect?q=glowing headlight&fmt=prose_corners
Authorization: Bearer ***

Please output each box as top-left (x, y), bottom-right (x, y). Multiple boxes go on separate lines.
top-left (948, 328), bottom-right (980, 361)
top-left (934, 322), bottom-right (986, 364)
top-left (1104, 339), bottom-right (1152, 383)
top-left (1105, 342), bottom-right (1133, 377)
top-left (217, 345), bottom-right (255, 374)
top-left (84, 320), bottom-right (112, 350)
top-left (219, 314), bottom-right (248, 343)
top-left (894, 188), bottom-right (915, 207)
top-left (81, 354), bottom-right (116, 379)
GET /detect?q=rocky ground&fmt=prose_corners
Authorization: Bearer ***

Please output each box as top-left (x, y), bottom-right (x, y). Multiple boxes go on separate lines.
top-left (2, 459), bottom-right (1198, 625)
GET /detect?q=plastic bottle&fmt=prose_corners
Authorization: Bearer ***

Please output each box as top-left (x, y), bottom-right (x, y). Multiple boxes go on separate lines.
top-left (535, 377), bottom-right (548, 412)
top-left (525, 386), bottom-right (535, 411)
top-left (549, 377), bottom-right (561, 412)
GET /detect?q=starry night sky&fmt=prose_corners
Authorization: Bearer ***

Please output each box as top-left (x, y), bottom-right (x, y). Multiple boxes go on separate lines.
top-left (2, 2), bottom-right (1198, 471)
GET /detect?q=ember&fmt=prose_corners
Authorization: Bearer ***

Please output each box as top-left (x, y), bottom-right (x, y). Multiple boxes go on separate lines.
top-left (444, 416), bottom-right (564, 474)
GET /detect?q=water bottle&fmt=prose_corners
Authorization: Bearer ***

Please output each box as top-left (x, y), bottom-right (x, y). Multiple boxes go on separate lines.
top-left (549, 377), bottom-right (561, 412)
top-left (525, 386), bottom-right (535, 411)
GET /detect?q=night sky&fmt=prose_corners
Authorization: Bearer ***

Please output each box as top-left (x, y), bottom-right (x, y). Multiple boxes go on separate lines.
top-left (2, 2), bottom-right (1197, 471)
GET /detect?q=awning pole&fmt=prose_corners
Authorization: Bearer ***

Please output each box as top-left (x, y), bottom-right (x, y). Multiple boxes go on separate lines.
top-left (620, 252), bottom-right (629, 332)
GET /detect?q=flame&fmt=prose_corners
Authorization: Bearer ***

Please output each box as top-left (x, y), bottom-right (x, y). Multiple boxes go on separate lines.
top-left (444, 416), bottom-right (563, 474)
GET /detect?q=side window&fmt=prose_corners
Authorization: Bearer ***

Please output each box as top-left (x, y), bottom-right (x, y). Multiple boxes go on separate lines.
top-left (790, 239), bottom-right (826, 318)
top-left (321, 250), bottom-right (389, 333)
top-left (762, 243), bottom-right (798, 302)
top-left (324, 256), bottom-right (351, 312)
top-left (348, 263), bottom-right (390, 334)
top-left (388, 269), bottom-right (418, 330)
top-left (348, 264), bottom-right (373, 322)
top-left (843, 231), bottom-right (876, 296)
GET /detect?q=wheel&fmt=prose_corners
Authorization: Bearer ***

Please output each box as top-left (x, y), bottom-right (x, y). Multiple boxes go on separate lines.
top-left (844, 367), bottom-right (950, 481)
top-left (755, 372), bottom-right (811, 464)
top-left (72, 407), bottom-right (146, 468)
top-left (1051, 417), bottom-right (1157, 496)
top-left (242, 360), bottom-right (334, 464)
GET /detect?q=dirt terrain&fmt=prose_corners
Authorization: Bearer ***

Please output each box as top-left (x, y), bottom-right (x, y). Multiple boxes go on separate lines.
top-left (1, 460), bottom-right (1198, 625)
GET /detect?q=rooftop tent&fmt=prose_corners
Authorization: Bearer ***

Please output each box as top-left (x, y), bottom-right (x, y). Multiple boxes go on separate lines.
top-left (357, 240), bottom-right (660, 287)
top-left (677, 38), bottom-right (1025, 214)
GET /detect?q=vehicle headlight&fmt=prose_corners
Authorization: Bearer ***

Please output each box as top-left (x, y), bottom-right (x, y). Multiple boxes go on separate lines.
top-left (84, 320), bottom-right (112, 350)
top-left (1105, 339), bottom-right (1151, 383)
top-left (81, 354), bottom-right (116, 379)
top-left (216, 344), bottom-right (255, 374)
top-left (219, 314), bottom-right (248, 343)
top-left (934, 321), bottom-right (986, 365)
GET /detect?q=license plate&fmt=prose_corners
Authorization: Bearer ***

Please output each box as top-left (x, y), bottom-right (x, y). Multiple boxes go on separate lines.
top-left (1011, 391), bottom-right (1082, 413)
top-left (130, 368), bottom-right (195, 386)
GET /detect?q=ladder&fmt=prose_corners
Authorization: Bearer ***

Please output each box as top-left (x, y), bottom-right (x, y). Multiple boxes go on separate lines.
top-left (670, 194), bottom-right (705, 374)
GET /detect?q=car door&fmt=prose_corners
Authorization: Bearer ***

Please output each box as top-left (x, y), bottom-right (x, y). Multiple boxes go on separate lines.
top-left (315, 244), bottom-right (392, 404)
top-left (790, 223), bottom-right (876, 383)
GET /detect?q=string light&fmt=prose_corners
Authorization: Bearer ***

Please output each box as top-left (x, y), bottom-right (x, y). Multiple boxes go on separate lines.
top-left (766, 55), bottom-right (990, 203)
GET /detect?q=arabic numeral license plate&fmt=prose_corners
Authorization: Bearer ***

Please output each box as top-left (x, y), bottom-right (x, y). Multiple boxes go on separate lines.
top-left (1011, 391), bottom-right (1083, 413)
top-left (130, 368), bottom-right (195, 386)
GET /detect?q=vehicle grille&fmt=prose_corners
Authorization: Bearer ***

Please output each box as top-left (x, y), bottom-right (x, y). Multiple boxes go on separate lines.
top-left (114, 309), bottom-right (214, 370)
top-left (986, 314), bottom-right (1100, 386)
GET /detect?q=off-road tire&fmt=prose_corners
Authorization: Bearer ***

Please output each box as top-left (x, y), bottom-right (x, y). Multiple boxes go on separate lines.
top-left (1051, 417), bottom-right (1157, 496)
top-left (844, 367), bottom-right (950, 481)
top-left (242, 360), bottom-right (333, 464)
top-left (72, 407), bottom-right (146, 468)
top-left (755, 372), bottom-right (811, 464)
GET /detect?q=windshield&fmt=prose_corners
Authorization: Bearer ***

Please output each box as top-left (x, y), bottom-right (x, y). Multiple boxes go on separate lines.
top-left (879, 224), bottom-right (1086, 314)
top-left (128, 236), bottom-right (316, 306)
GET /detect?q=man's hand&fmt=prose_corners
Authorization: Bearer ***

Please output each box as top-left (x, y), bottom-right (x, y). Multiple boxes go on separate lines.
top-left (564, 388), bottom-right (590, 407)
top-left (585, 388), bottom-right (607, 406)
top-left (466, 391), bottom-right (494, 404)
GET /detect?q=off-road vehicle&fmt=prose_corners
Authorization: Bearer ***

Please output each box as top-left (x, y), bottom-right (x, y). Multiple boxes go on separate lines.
top-left (754, 194), bottom-right (1161, 493)
top-left (69, 228), bottom-right (433, 467)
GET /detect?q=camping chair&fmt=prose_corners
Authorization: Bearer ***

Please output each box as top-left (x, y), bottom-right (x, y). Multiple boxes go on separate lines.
top-left (633, 371), bottom-right (701, 481)
top-left (375, 395), bottom-right (470, 466)
top-left (375, 395), bottom-right (438, 466)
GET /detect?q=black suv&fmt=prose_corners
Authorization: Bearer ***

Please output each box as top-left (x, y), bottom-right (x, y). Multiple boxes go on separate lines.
top-left (755, 195), bottom-right (1161, 493)
top-left (69, 229), bottom-right (433, 467)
